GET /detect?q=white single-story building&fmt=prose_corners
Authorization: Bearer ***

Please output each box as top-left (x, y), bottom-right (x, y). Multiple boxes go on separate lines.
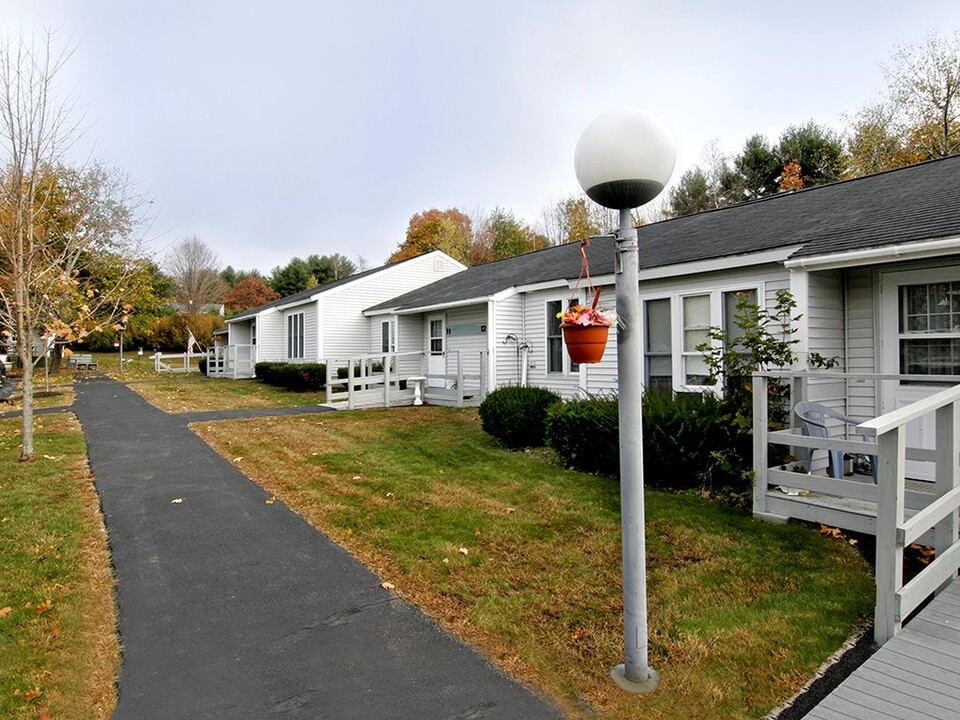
top-left (213, 251), bottom-right (465, 378)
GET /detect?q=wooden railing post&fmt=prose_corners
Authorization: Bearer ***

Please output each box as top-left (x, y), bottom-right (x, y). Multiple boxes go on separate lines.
top-left (753, 374), bottom-right (769, 518)
top-left (347, 359), bottom-right (355, 410)
top-left (456, 351), bottom-right (464, 407)
top-left (383, 353), bottom-right (391, 408)
top-left (934, 400), bottom-right (960, 591)
top-left (874, 425), bottom-right (906, 644)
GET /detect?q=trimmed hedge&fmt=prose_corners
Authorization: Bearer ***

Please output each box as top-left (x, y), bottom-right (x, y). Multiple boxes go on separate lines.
top-left (478, 385), bottom-right (562, 449)
top-left (254, 361), bottom-right (326, 392)
top-left (544, 391), bottom-right (752, 492)
top-left (544, 395), bottom-right (620, 477)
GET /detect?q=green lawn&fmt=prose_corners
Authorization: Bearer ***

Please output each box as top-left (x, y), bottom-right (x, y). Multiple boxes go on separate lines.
top-left (0, 414), bottom-right (117, 719)
top-left (195, 406), bottom-right (875, 720)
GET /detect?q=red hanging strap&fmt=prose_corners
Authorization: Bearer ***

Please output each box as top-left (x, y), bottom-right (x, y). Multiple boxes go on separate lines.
top-left (570, 238), bottom-right (601, 309)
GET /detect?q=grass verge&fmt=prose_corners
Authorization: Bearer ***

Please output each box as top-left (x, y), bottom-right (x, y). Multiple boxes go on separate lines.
top-left (193, 406), bottom-right (874, 720)
top-left (0, 414), bottom-right (118, 719)
top-left (129, 373), bottom-right (326, 412)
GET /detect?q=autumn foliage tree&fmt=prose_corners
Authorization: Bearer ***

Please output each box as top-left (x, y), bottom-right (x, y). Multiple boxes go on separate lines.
top-left (0, 33), bottom-right (148, 460)
top-left (224, 275), bottom-right (279, 313)
top-left (388, 208), bottom-right (472, 265)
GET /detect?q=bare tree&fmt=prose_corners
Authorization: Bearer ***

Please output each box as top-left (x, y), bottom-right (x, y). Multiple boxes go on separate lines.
top-left (0, 32), bottom-right (145, 460)
top-left (538, 193), bottom-right (619, 246)
top-left (164, 235), bottom-right (227, 312)
top-left (884, 31), bottom-right (960, 158)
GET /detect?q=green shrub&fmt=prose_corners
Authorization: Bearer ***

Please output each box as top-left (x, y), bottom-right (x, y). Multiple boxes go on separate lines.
top-left (254, 361), bottom-right (326, 392)
top-left (478, 385), bottom-right (562, 449)
top-left (642, 390), bottom-right (750, 492)
top-left (545, 391), bottom-right (752, 492)
top-left (545, 395), bottom-right (619, 476)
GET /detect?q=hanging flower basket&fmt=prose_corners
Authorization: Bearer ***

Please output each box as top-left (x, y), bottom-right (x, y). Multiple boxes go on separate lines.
top-left (561, 322), bottom-right (610, 364)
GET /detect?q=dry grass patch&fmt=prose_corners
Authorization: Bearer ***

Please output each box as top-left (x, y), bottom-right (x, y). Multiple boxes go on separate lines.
top-left (129, 373), bottom-right (326, 413)
top-left (194, 407), bottom-right (873, 720)
top-left (0, 414), bottom-right (118, 719)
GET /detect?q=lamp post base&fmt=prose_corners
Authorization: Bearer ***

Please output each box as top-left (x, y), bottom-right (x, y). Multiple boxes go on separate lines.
top-left (611, 664), bottom-right (660, 694)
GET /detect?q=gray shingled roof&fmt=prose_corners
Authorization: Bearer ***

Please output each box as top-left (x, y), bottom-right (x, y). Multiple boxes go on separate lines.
top-left (365, 238), bottom-right (617, 313)
top-left (638, 154), bottom-right (960, 266)
top-left (228, 254), bottom-right (447, 322)
top-left (371, 156), bottom-right (960, 313)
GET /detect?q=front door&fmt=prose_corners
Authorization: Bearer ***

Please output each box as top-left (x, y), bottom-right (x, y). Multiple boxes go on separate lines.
top-left (427, 314), bottom-right (446, 387)
top-left (880, 267), bottom-right (960, 480)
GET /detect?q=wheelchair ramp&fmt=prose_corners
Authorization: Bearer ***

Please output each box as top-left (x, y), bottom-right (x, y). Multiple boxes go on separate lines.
top-left (806, 577), bottom-right (960, 719)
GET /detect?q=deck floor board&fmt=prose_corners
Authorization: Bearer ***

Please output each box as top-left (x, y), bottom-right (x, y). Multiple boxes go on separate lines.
top-left (806, 580), bottom-right (960, 720)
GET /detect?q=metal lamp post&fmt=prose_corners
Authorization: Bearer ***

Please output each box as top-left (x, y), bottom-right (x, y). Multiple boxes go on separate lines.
top-left (574, 108), bottom-right (675, 693)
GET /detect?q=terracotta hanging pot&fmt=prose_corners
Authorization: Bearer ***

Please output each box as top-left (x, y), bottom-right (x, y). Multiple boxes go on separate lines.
top-left (561, 323), bottom-right (609, 364)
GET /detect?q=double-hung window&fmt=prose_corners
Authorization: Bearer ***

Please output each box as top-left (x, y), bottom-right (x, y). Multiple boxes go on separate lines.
top-left (546, 300), bottom-right (579, 374)
top-left (287, 312), bottom-right (304, 360)
top-left (643, 287), bottom-right (759, 392)
top-left (644, 298), bottom-right (672, 391)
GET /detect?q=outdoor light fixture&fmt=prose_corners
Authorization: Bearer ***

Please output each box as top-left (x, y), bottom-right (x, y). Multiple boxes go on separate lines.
top-left (575, 108), bottom-right (675, 693)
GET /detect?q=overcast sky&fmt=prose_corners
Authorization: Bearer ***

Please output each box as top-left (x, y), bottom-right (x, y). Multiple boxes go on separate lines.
top-left (3, 1), bottom-right (960, 275)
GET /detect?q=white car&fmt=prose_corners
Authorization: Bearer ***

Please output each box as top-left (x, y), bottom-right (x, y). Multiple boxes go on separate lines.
top-left (0, 353), bottom-right (11, 371)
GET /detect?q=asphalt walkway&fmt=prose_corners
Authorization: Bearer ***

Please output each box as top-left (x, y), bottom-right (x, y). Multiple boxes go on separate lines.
top-left (74, 377), bottom-right (564, 720)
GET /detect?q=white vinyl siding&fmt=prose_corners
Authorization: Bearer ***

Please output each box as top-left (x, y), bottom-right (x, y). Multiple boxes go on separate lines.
top-left (321, 252), bottom-right (463, 359)
top-left (257, 311), bottom-right (283, 362)
top-left (494, 294), bottom-right (524, 386)
top-left (806, 270), bottom-right (845, 369)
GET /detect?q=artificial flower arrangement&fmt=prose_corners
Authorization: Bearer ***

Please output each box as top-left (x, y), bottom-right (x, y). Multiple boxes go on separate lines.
top-left (557, 304), bottom-right (614, 327)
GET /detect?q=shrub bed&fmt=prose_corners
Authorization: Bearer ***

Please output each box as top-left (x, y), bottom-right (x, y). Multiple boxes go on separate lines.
top-left (254, 361), bottom-right (326, 392)
top-left (544, 391), bottom-right (751, 492)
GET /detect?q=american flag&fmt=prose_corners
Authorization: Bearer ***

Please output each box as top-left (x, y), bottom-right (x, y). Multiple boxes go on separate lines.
top-left (186, 331), bottom-right (199, 354)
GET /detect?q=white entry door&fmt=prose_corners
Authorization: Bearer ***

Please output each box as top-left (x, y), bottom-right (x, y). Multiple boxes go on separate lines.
top-left (880, 267), bottom-right (960, 480)
top-left (427, 314), bottom-right (446, 387)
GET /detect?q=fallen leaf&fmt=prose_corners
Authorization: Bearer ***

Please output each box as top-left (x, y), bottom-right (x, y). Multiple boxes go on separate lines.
top-left (265, 496), bottom-right (276, 505)
top-left (458, 547), bottom-right (469, 555)
top-left (385, 492), bottom-right (394, 498)
top-left (0, 606), bottom-right (12, 618)
top-left (442, 558), bottom-right (449, 565)
top-left (41, 454), bottom-right (63, 461)
top-left (352, 475), bottom-right (362, 480)
top-left (381, 581), bottom-right (395, 590)
top-left (49, 625), bottom-right (61, 638)
top-left (232, 457), bottom-right (243, 462)
top-left (170, 498), bottom-right (184, 504)
top-left (35, 601), bottom-right (53, 615)
top-left (23, 687), bottom-right (42, 702)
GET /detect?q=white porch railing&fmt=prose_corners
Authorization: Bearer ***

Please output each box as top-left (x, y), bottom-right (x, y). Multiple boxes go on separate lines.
top-left (323, 350), bottom-right (488, 410)
top-left (152, 352), bottom-right (202, 373)
top-left (861, 384), bottom-right (960, 643)
top-left (206, 345), bottom-right (255, 379)
top-left (752, 372), bottom-right (960, 645)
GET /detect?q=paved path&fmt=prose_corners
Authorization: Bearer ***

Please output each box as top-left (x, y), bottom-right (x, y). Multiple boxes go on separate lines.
top-left (74, 377), bottom-right (564, 720)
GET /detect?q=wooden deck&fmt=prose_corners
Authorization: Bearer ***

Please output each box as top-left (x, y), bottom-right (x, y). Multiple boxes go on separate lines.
top-left (806, 578), bottom-right (960, 719)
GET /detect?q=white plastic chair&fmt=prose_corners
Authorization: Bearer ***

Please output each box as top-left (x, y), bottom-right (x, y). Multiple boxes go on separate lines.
top-left (793, 401), bottom-right (877, 481)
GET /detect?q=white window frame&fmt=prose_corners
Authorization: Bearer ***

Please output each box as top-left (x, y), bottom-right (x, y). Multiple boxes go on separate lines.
top-left (287, 312), bottom-right (305, 360)
top-left (545, 297), bottom-right (579, 375)
top-left (642, 284), bottom-right (762, 394)
top-left (381, 319), bottom-right (396, 354)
